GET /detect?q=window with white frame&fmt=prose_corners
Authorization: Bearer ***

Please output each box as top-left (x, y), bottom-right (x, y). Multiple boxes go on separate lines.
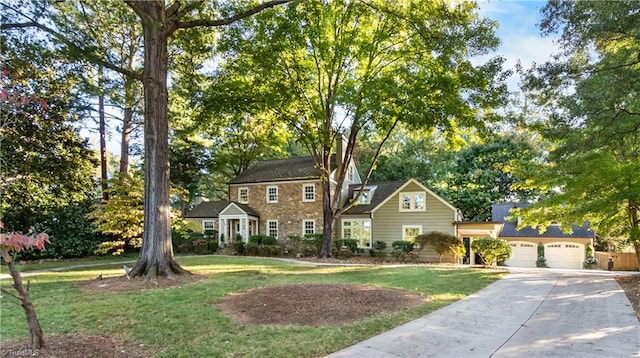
top-left (353, 190), bottom-right (371, 205)
top-left (266, 185), bottom-right (278, 203)
top-left (267, 220), bottom-right (278, 238)
top-left (399, 192), bottom-right (426, 211)
top-left (238, 187), bottom-right (249, 204)
top-left (342, 219), bottom-right (372, 248)
top-left (302, 220), bottom-right (315, 235)
top-left (302, 184), bottom-right (315, 202)
top-left (203, 220), bottom-right (215, 231)
top-left (402, 225), bottom-right (422, 247)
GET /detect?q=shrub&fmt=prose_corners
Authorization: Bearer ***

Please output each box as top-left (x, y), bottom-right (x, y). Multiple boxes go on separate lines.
top-left (369, 240), bottom-right (387, 259)
top-left (231, 240), bottom-right (245, 255)
top-left (249, 234), bottom-right (277, 246)
top-left (208, 240), bottom-right (219, 253)
top-left (244, 242), bottom-right (260, 256)
top-left (334, 239), bottom-right (358, 254)
top-left (193, 239), bottom-right (209, 255)
top-left (536, 243), bottom-right (548, 267)
top-left (415, 231), bottom-right (465, 263)
top-left (203, 229), bottom-right (217, 238)
top-left (391, 240), bottom-right (414, 262)
top-left (471, 238), bottom-right (512, 267)
top-left (583, 256), bottom-right (599, 269)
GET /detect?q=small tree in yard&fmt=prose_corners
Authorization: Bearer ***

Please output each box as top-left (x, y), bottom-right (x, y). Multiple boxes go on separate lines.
top-left (471, 238), bottom-right (512, 267)
top-left (415, 231), bottom-right (466, 263)
top-left (0, 221), bottom-right (50, 349)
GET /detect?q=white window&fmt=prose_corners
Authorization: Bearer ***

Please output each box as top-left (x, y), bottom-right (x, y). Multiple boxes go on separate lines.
top-left (302, 184), bottom-right (315, 202)
top-left (238, 187), bottom-right (249, 204)
top-left (267, 220), bottom-right (278, 238)
top-left (302, 220), bottom-right (315, 235)
top-left (402, 225), bottom-right (422, 247)
top-left (354, 190), bottom-right (371, 205)
top-left (399, 192), bottom-right (426, 212)
top-left (266, 185), bottom-right (278, 203)
top-left (342, 219), bottom-right (372, 248)
top-left (203, 220), bottom-right (215, 231)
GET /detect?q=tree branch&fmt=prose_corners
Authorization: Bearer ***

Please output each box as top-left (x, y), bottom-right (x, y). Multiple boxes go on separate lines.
top-left (0, 287), bottom-right (22, 301)
top-left (175, 0), bottom-right (296, 30)
top-left (1, 21), bottom-right (142, 81)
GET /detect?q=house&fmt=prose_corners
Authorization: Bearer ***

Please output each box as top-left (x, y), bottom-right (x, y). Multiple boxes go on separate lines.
top-left (184, 151), bottom-right (463, 261)
top-left (492, 203), bottom-right (594, 269)
top-left (339, 179), bottom-right (462, 261)
top-left (456, 203), bottom-right (595, 268)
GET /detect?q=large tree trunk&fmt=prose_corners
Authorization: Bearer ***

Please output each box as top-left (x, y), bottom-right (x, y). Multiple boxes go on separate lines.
top-left (128, 1), bottom-right (188, 281)
top-left (119, 105), bottom-right (132, 175)
top-left (98, 67), bottom-right (109, 201)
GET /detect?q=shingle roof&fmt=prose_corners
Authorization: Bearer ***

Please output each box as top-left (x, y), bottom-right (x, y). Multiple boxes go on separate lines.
top-left (184, 200), bottom-right (229, 218)
top-left (342, 181), bottom-right (405, 214)
top-left (228, 155), bottom-right (336, 184)
top-left (492, 203), bottom-right (594, 238)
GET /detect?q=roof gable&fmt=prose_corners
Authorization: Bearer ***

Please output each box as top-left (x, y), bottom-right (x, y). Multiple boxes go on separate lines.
top-left (492, 203), bottom-right (594, 238)
top-left (219, 201), bottom-right (260, 217)
top-left (343, 179), bottom-right (457, 215)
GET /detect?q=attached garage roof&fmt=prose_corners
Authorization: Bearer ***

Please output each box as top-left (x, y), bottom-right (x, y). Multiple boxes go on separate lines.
top-left (492, 203), bottom-right (594, 238)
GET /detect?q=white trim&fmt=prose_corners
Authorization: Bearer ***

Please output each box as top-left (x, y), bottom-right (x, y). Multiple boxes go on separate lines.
top-left (267, 220), bottom-right (278, 238)
top-left (372, 178), bottom-right (458, 213)
top-left (302, 183), bottom-right (316, 202)
top-left (302, 219), bottom-right (315, 235)
top-left (341, 218), bottom-right (372, 248)
top-left (402, 225), bottom-right (423, 246)
top-left (238, 187), bottom-right (249, 204)
top-left (398, 191), bottom-right (426, 212)
top-left (266, 185), bottom-right (278, 203)
top-left (202, 220), bottom-right (215, 231)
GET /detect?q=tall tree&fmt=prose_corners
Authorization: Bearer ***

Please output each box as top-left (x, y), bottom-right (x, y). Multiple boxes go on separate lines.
top-left (216, 0), bottom-right (509, 257)
top-left (514, 0), bottom-right (640, 265)
top-left (2, 0), bottom-right (295, 280)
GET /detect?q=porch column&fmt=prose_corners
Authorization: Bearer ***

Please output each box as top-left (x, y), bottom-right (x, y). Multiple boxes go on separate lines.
top-left (240, 218), bottom-right (248, 242)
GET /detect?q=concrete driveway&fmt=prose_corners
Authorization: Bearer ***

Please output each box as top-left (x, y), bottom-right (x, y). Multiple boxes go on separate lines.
top-left (326, 268), bottom-right (640, 358)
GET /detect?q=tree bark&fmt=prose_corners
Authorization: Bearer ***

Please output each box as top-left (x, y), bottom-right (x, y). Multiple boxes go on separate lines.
top-left (5, 259), bottom-right (44, 349)
top-left (128, 1), bottom-right (188, 281)
top-left (98, 67), bottom-right (109, 201)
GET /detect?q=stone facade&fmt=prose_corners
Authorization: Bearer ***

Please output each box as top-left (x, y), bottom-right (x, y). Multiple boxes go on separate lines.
top-left (229, 180), bottom-right (324, 240)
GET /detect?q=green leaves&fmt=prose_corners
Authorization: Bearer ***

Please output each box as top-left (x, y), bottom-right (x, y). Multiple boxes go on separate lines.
top-left (517, 0), bottom-right (640, 257)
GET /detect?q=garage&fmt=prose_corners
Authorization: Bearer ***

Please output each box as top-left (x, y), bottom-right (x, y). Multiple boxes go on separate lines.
top-left (504, 241), bottom-right (537, 268)
top-left (544, 242), bottom-right (585, 269)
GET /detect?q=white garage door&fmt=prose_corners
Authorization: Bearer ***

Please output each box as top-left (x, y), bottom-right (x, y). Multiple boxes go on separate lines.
top-left (504, 242), bottom-right (537, 267)
top-left (545, 243), bottom-right (584, 269)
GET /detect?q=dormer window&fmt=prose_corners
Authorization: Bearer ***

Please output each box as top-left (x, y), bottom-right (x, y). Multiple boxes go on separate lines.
top-left (354, 190), bottom-right (371, 205)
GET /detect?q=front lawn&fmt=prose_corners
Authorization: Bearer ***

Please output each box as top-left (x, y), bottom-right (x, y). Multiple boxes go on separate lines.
top-left (0, 256), bottom-right (504, 357)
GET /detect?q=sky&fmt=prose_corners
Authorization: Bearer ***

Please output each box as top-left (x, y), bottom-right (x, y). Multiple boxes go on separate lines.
top-left (88, 0), bottom-right (560, 156)
top-left (476, 0), bottom-right (560, 88)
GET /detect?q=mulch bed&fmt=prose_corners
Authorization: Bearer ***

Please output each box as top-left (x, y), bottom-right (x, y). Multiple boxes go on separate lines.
top-left (76, 273), bottom-right (206, 292)
top-left (0, 334), bottom-right (153, 358)
top-left (615, 275), bottom-right (640, 319)
top-left (215, 283), bottom-right (429, 327)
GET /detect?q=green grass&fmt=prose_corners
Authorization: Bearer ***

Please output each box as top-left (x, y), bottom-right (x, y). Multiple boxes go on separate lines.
top-left (0, 256), bottom-right (505, 357)
top-left (0, 253), bottom-right (139, 274)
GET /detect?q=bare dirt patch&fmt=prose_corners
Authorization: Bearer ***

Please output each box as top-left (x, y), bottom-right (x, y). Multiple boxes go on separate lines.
top-left (216, 283), bottom-right (429, 327)
top-left (616, 275), bottom-right (640, 319)
top-left (77, 273), bottom-right (206, 292)
top-left (0, 333), bottom-right (153, 358)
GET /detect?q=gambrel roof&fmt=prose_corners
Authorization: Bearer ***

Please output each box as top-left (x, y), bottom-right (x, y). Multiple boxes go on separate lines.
top-left (227, 155), bottom-right (337, 184)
